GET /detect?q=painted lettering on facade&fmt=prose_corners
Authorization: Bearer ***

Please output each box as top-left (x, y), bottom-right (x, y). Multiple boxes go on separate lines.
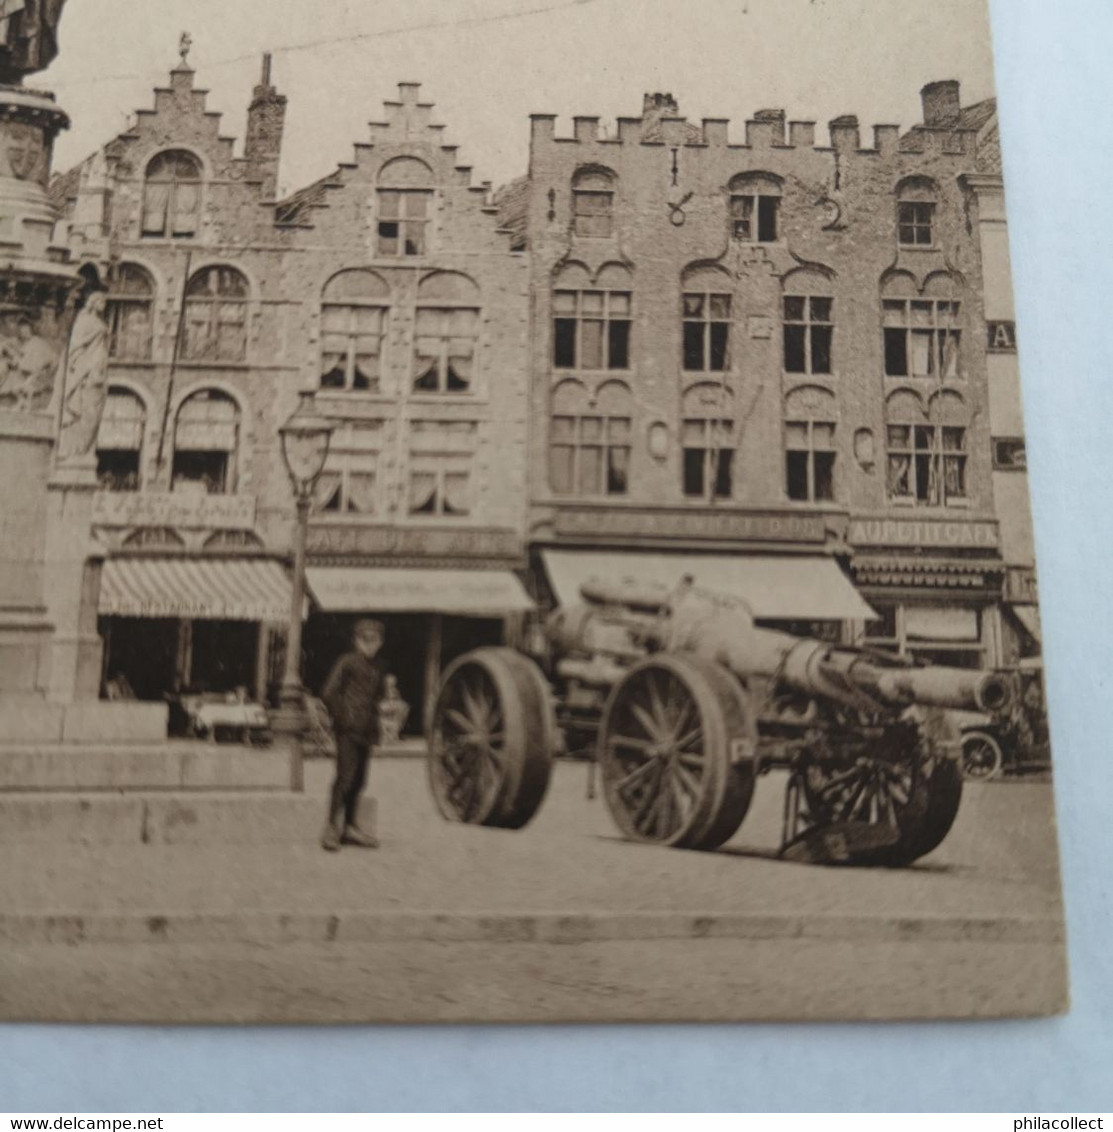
top-left (307, 523), bottom-right (522, 560)
top-left (987, 321), bottom-right (1017, 352)
top-left (91, 491), bottom-right (257, 530)
top-left (849, 517), bottom-right (999, 549)
top-left (555, 508), bottom-right (828, 544)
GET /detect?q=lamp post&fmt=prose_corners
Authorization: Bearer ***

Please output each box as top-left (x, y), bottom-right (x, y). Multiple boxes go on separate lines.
top-left (273, 392), bottom-right (335, 789)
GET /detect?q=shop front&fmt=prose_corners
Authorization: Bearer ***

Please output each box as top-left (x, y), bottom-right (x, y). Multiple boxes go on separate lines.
top-left (97, 555), bottom-right (293, 724)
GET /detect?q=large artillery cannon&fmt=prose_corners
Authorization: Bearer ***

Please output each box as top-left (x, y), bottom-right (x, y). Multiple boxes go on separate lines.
top-left (427, 575), bottom-right (1012, 867)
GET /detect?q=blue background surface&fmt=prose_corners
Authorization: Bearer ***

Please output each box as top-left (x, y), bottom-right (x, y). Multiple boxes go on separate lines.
top-left (3, 0), bottom-right (1111, 1112)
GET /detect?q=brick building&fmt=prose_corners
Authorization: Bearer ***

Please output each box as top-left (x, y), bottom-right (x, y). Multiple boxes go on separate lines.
top-left (53, 54), bottom-right (531, 731)
top-left (511, 84), bottom-right (1024, 670)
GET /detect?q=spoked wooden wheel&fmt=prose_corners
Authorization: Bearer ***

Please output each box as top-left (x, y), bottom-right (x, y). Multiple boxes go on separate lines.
top-left (800, 715), bottom-right (963, 867)
top-left (961, 730), bottom-right (1004, 781)
top-left (428, 647), bottom-right (555, 829)
top-left (598, 655), bottom-right (756, 851)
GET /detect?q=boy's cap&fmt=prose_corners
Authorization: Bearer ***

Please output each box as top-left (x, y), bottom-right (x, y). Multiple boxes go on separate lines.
top-left (354, 618), bottom-right (385, 638)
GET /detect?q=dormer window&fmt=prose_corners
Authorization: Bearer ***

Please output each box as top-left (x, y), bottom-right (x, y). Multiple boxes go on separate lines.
top-left (729, 173), bottom-right (781, 243)
top-left (142, 150), bottom-right (202, 238)
top-left (572, 168), bottom-right (615, 238)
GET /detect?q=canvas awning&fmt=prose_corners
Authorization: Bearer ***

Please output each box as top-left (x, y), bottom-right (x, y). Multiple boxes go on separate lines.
top-left (99, 557), bottom-right (293, 622)
top-left (306, 567), bottom-right (533, 616)
top-left (1011, 604), bottom-right (1042, 645)
top-left (541, 550), bottom-right (877, 621)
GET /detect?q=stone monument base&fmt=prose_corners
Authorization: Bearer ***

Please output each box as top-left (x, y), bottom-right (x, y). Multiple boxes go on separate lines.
top-left (0, 697), bottom-right (169, 745)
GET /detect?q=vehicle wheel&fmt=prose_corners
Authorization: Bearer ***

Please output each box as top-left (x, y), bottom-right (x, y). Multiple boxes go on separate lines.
top-left (961, 730), bottom-right (1004, 781)
top-left (428, 647), bottom-right (555, 829)
top-left (799, 713), bottom-right (963, 868)
top-left (597, 654), bottom-right (756, 851)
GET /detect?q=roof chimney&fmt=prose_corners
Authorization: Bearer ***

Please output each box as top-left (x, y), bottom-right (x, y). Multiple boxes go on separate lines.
top-left (245, 52), bottom-right (287, 199)
top-left (921, 80), bottom-right (961, 127)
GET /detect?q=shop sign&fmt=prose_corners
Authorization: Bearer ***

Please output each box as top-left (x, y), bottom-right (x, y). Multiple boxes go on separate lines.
top-left (307, 523), bottom-right (521, 560)
top-left (554, 507), bottom-right (828, 544)
top-left (987, 321), bottom-right (1017, 352)
top-left (849, 517), bottom-right (999, 550)
top-left (1006, 566), bottom-right (1039, 603)
top-left (91, 491), bottom-right (257, 530)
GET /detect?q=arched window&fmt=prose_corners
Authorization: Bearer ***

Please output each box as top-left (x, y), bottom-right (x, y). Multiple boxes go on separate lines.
top-left (171, 389), bottom-right (240, 495)
top-left (881, 274), bottom-right (961, 379)
top-left (783, 270), bottom-right (834, 376)
top-left (729, 172), bottom-right (781, 243)
top-left (413, 272), bottom-right (480, 394)
top-left (320, 270), bottom-right (389, 393)
top-left (549, 381), bottom-right (631, 498)
top-left (897, 177), bottom-right (938, 247)
top-left (682, 265), bottom-right (733, 373)
top-left (572, 167), bottom-right (616, 238)
top-left (376, 157), bottom-right (434, 257)
top-left (142, 150), bottom-right (202, 238)
top-left (553, 263), bottom-right (632, 371)
top-left (885, 390), bottom-right (968, 507)
top-left (107, 264), bottom-right (155, 361)
top-left (681, 385), bottom-right (735, 501)
top-left (95, 387), bottom-right (146, 492)
top-left (181, 266), bottom-right (249, 363)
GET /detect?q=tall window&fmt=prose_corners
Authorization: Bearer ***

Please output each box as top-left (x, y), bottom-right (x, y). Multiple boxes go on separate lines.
top-left (783, 296), bottom-right (833, 375)
top-left (897, 180), bottom-right (938, 247)
top-left (314, 424), bottom-right (380, 514)
top-left (413, 272), bottom-right (480, 394)
top-left (171, 389), bottom-right (240, 495)
top-left (886, 424), bottom-right (967, 506)
top-left (883, 298), bottom-right (961, 379)
top-left (553, 290), bottom-right (631, 370)
top-left (729, 173), bottom-right (781, 243)
top-left (572, 168), bottom-right (615, 238)
top-left (95, 387), bottom-right (146, 491)
top-left (181, 266), bottom-right (249, 363)
top-left (785, 420), bottom-right (836, 502)
top-left (682, 419), bottom-right (734, 500)
top-left (550, 414), bottom-right (631, 497)
top-left (319, 269), bottom-right (388, 393)
top-left (376, 157), bottom-right (434, 257)
top-left (682, 292), bottom-right (731, 372)
top-left (107, 264), bottom-right (155, 361)
top-left (141, 150), bottom-right (202, 238)
top-left (408, 422), bottom-right (475, 517)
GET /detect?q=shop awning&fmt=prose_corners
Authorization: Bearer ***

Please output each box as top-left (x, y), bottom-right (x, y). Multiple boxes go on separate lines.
top-left (1011, 604), bottom-right (1042, 645)
top-left (306, 567), bottom-right (534, 616)
top-left (100, 557), bottom-right (293, 622)
top-left (541, 550), bottom-right (877, 621)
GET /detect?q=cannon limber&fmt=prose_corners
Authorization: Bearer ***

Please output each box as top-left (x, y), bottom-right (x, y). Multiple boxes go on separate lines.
top-left (426, 575), bottom-right (1012, 867)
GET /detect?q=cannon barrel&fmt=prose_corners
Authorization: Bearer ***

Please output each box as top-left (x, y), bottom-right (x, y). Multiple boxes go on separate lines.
top-left (552, 580), bottom-right (1012, 716)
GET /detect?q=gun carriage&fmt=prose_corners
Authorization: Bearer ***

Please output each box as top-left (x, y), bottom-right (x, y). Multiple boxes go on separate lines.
top-left (426, 575), bottom-right (1011, 866)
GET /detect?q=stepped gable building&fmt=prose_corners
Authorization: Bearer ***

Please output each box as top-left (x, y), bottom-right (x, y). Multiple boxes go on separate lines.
top-left (52, 55), bottom-right (531, 731)
top-left (511, 84), bottom-right (1017, 670)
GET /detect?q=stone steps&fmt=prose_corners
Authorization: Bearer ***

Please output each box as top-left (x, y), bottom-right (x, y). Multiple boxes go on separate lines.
top-left (0, 791), bottom-right (372, 845)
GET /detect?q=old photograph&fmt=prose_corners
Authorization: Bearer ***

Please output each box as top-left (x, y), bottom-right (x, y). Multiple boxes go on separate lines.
top-left (0, 0), bottom-right (1066, 1023)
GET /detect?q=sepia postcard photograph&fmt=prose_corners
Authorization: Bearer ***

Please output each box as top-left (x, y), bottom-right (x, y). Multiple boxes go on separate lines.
top-left (0, 0), bottom-right (1068, 1024)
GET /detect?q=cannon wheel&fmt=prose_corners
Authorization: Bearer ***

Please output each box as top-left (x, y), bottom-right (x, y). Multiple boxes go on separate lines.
top-left (798, 716), bottom-right (963, 868)
top-left (961, 730), bottom-right (1004, 781)
top-left (597, 654), bottom-right (756, 851)
top-left (428, 647), bottom-right (555, 829)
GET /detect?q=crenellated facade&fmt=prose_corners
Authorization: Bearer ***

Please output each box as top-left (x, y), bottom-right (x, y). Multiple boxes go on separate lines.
top-left (515, 85), bottom-right (1014, 669)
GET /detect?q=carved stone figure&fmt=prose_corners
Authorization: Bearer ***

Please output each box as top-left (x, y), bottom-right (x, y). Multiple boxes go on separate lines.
top-left (378, 674), bottom-right (410, 745)
top-left (0, 0), bottom-right (68, 84)
top-left (0, 311), bottom-right (59, 411)
top-left (55, 291), bottom-right (109, 462)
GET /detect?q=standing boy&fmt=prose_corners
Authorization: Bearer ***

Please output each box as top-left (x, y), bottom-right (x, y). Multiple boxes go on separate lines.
top-left (319, 618), bottom-right (384, 851)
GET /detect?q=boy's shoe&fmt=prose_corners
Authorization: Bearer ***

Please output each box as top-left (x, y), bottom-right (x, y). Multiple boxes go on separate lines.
top-left (342, 825), bottom-right (379, 849)
top-left (321, 825), bottom-right (342, 852)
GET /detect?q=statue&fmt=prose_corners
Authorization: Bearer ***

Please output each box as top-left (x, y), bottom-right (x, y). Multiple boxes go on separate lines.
top-left (0, 312), bottom-right (59, 411)
top-left (0, 0), bottom-right (67, 85)
top-left (55, 290), bottom-right (109, 463)
top-left (378, 674), bottom-right (410, 745)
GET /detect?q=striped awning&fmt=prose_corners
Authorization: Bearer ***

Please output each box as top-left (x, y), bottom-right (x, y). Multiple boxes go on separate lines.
top-left (100, 557), bottom-right (292, 622)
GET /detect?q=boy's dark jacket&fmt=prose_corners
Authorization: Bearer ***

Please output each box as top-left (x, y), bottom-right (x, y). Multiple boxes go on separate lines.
top-left (321, 652), bottom-right (382, 742)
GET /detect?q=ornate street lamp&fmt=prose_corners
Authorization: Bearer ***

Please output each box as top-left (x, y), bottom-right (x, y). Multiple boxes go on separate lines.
top-left (273, 392), bottom-right (335, 787)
